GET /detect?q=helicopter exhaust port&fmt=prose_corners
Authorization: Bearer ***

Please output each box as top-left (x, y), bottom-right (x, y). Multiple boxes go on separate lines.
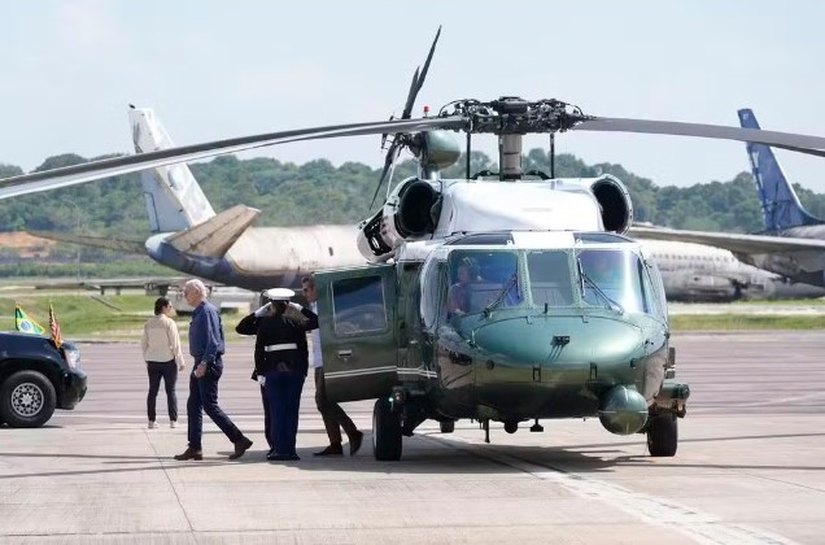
top-left (598, 385), bottom-right (648, 435)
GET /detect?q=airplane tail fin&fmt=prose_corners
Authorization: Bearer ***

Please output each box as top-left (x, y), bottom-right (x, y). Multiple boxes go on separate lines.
top-left (738, 108), bottom-right (822, 231)
top-left (165, 204), bottom-right (260, 258)
top-left (129, 106), bottom-right (217, 233)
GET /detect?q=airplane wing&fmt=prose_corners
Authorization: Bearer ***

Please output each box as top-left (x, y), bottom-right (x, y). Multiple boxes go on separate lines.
top-left (27, 231), bottom-right (147, 254)
top-left (628, 226), bottom-right (825, 254)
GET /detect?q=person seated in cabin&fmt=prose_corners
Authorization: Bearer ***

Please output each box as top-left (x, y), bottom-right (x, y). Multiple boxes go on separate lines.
top-left (447, 259), bottom-right (477, 317)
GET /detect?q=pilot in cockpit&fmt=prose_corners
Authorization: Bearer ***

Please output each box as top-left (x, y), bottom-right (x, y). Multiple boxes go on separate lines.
top-left (447, 259), bottom-right (477, 317)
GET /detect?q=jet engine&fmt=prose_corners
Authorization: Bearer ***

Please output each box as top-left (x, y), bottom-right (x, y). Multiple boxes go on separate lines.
top-left (357, 178), bottom-right (442, 261)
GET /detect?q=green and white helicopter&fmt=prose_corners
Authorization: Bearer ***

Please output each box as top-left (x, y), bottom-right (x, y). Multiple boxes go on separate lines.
top-left (4, 29), bottom-right (825, 461)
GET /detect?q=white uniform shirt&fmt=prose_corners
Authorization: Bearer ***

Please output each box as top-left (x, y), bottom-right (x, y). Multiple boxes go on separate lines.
top-left (310, 302), bottom-right (323, 369)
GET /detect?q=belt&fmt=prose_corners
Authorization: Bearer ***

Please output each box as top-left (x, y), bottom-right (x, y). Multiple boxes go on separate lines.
top-left (264, 343), bottom-right (298, 352)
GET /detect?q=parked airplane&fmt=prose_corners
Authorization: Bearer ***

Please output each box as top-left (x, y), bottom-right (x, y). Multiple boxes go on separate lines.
top-left (23, 107), bottom-right (825, 301)
top-left (640, 238), bottom-right (825, 301)
top-left (631, 109), bottom-right (825, 287)
top-left (29, 107), bottom-right (365, 291)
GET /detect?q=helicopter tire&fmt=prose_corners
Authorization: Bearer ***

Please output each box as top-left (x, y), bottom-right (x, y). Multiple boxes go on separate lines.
top-left (372, 398), bottom-right (402, 461)
top-left (646, 412), bottom-right (677, 457)
top-left (439, 420), bottom-right (455, 433)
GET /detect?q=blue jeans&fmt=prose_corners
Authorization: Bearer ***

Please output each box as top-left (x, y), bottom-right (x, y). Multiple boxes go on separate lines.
top-left (264, 370), bottom-right (305, 457)
top-left (186, 359), bottom-right (243, 450)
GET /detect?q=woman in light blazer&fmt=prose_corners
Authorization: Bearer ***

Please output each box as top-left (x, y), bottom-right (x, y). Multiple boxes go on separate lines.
top-left (141, 297), bottom-right (185, 428)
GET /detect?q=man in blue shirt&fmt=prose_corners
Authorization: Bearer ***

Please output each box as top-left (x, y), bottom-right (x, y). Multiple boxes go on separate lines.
top-left (174, 279), bottom-right (253, 461)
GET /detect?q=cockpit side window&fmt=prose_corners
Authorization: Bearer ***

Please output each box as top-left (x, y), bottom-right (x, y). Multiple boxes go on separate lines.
top-left (526, 251), bottom-right (574, 306)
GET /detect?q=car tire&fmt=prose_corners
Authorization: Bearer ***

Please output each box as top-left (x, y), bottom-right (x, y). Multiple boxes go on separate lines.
top-left (0, 370), bottom-right (57, 428)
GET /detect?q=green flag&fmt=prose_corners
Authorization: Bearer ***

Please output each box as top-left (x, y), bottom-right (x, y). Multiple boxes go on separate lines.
top-left (14, 305), bottom-right (45, 335)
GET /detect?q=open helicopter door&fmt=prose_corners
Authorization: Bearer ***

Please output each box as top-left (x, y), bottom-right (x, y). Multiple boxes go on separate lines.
top-left (313, 264), bottom-right (397, 403)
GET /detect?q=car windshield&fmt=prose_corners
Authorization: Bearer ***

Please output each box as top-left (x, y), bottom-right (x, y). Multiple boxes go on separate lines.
top-left (576, 248), bottom-right (651, 314)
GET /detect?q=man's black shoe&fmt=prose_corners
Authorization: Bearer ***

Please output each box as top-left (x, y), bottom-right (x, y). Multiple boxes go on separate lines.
top-left (313, 444), bottom-right (343, 456)
top-left (229, 437), bottom-right (253, 460)
top-left (349, 430), bottom-right (364, 456)
top-left (173, 447), bottom-right (203, 461)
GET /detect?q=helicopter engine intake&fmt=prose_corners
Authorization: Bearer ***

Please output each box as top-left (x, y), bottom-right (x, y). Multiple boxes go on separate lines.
top-left (357, 178), bottom-right (442, 261)
top-left (590, 175), bottom-right (633, 234)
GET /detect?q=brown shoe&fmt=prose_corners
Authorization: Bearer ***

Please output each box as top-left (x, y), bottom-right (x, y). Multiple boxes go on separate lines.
top-left (313, 444), bottom-right (343, 456)
top-left (349, 430), bottom-right (364, 456)
top-left (173, 447), bottom-right (203, 461)
top-left (229, 437), bottom-right (253, 460)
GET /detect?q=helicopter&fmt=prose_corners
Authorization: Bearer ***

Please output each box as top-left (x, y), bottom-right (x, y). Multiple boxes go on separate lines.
top-left (4, 29), bottom-right (825, 461)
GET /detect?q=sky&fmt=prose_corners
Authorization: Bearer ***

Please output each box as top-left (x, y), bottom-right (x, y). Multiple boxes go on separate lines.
top-left (3, 1), bottom-right (825, 191)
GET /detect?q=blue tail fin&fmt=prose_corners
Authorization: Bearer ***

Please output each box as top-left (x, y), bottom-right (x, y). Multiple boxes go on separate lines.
top-left (738, 108), bottom-right (822, 231)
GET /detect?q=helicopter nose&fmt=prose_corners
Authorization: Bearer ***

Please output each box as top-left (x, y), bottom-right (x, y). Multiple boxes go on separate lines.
top-left (471, 314), bottom-right (644, 367)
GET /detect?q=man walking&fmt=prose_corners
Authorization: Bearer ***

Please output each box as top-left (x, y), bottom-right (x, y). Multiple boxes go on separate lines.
top-left (174, 279), bottom-right (253, 461)
top-left (302, 276), bottom-right (363, 456)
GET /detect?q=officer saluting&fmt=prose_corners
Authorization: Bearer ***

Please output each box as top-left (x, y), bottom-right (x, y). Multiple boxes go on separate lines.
top-left (236, 288), bottom-right (318, 461)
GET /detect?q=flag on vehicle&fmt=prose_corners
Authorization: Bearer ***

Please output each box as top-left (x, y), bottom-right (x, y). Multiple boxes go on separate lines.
top-left (14, 305), bottom-right (46, 335)
top-left (49, 303), bottom-right (63, 349)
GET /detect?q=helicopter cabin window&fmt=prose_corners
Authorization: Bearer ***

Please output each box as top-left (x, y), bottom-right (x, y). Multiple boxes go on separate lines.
top-left (577, 249), bottom-right (650, 314)
top-left (446, 250), bottom-right (521, 317)
top-left (331, 275), bottom-right (388, 336)
top-left (526, 251), bottom-right (574, 306)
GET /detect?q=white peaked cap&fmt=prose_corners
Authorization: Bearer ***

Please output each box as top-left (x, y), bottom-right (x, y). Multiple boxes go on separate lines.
top-left (264, 287), bottom-right (295, 301)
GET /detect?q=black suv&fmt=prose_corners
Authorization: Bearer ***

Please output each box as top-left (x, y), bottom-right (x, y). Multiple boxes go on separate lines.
top-left (0, 332), bottom-right (87, 427)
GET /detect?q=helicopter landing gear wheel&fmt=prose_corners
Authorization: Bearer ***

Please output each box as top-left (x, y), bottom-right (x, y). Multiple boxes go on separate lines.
top-left (439, 420), bottom-right (455, 433)
top-left (372, 398), bottom-right (402, 461)
top-left (646, 412), bottom-right (678, 457)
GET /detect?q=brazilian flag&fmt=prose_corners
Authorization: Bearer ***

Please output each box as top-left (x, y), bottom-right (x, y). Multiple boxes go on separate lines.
top-left (14, 305), bottom-right (45, 335)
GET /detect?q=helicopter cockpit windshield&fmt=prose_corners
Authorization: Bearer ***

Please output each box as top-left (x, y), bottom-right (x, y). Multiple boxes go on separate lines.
top-left (420, 235), bottom-right (667, 330)
top-left (576, 248), bottom-right (652, 314)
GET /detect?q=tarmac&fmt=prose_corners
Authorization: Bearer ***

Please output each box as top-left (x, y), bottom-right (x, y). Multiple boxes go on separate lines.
top-left (1, 332), bottom-right (824, 544)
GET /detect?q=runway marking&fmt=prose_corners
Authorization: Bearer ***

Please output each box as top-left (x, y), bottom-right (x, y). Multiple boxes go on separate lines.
top-left (442, 435), bottom-right (798, 545)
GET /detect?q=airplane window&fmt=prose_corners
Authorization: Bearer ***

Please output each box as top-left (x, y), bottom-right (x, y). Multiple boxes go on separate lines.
top-left (526, 251), bottom-right (574, 306)
top-left (331, 275), bottom-right (388, 336)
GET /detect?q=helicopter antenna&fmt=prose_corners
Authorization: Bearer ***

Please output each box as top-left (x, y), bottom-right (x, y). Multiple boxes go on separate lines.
top-left (368, 26), bottom-right (442, 211)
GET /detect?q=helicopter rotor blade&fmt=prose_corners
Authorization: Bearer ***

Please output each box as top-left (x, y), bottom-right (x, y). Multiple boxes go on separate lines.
top-left (401, 25), bottom-right (441, 120)
top-left (573, 116), bottom-right (825, 157)
top-left (368, 142), bottom-right (402, 211)
top-left (0, 116), bottom-right (466, 201)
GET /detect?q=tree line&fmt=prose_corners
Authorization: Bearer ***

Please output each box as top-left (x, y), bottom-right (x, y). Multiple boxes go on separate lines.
top-left (1, 149), bottom-right (825, 276)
